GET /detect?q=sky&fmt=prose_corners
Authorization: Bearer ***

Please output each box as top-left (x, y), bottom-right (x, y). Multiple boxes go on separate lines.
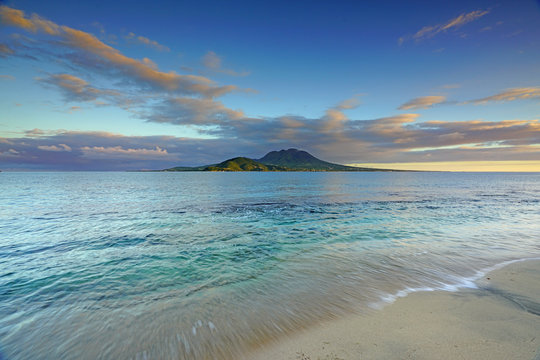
top-left (1, 0), bottom-right (540, 171)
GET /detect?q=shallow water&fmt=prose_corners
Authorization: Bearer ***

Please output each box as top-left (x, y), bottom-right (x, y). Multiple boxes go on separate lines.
top-left (1, 172), bottom-right (539, 359)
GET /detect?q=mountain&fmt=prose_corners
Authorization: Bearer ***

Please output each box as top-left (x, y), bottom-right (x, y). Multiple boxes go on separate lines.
top-left (162, 149), bottom-right (395, 171)
top-left (258, 148), bottom-right (372, 171)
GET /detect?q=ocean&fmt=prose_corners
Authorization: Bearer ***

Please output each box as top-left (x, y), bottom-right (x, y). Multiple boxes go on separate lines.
top-left (1, 172), bottom-right (539, 359)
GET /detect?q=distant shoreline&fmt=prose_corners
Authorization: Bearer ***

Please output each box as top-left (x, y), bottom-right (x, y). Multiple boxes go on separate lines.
top-left (159, 149), bottom-right (407, 172)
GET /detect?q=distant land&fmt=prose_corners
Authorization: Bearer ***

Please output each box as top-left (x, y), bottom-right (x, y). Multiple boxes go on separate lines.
top-left (162, 148), bottom-right (400, 172)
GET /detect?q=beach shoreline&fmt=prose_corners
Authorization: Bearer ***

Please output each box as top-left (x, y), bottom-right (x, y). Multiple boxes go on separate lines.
top-left (248, 259), bottom-right (540, 360)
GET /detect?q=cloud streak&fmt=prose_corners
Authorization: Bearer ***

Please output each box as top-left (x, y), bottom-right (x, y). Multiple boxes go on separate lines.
top-left (37, 73), bottom-right (121, 102)
top-left (398, 96), bottom-right (446, 110)
top-left (80, 145), bottom-right (171, 159)
top-left (469, 87), bottom-right (540, 104)
top-left (37, 143), bottom-right (71, 152)
top-left (125, 32), bottom-right (170, 52)
top-left (399, 9), bottom-right (489, 44)
top-left (0, 43), bottom-right (15, 57)
top-left (0, 5), bottom-right (238, 98)
top-left (201, 51), bottom-right (249, 77)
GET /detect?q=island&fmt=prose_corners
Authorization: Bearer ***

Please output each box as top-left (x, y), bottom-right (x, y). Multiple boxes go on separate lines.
top-left (162, 148), bottom-right (397, 172)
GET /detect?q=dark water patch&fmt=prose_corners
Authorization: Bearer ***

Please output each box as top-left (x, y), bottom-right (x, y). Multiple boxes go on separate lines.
top-left (0, 239), bottom-right (83, 258)
top-left (87, 235), bottom-right (148, 250)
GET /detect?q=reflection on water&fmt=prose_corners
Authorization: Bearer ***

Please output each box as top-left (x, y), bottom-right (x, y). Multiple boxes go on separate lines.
top-left (0, 172), bottom-right (539, 359)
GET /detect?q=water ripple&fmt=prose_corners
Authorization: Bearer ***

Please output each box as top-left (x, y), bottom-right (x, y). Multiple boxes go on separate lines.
top-left (0, 172), bottom-right (539, 359)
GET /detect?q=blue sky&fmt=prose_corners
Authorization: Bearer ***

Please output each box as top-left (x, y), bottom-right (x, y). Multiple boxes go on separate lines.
top-left (1, 0), bottom-right (539, 170)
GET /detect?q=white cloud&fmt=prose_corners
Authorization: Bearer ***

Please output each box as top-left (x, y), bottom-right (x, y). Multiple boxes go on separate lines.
top-left (80, 145), bottom-right (171, 159)
top-left (37, 143), bottom-right (72, 152)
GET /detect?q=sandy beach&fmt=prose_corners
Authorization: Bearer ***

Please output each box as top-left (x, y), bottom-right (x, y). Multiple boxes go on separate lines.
top-left (249, 259), bottom-right (540, 360)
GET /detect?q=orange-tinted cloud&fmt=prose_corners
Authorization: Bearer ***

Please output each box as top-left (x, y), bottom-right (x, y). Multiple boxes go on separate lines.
top-left (399, 9), bottom-right (489, 44)
top-left (470, 87), bottom-right (540, 104)
top-left (0, 43), bottom-right (15, 57)
top-left (0, 5), bottom-right (237, 97)
top-left (440, 10), bottom-right (489, 31)
top-left (125, 32), bottom-right (170, 52)
top-left (335, 95), bottom-right (362, 110)
top-left (321, 95), bottom-right (362, 133)
top-left (363, 113), bottom-right (420, 138)
top-left (38, 73), bottom-right (121, 102)
top-left (0, 6), bottom-right (60, 34)
top-left (398, 96), bottom-right (446, 110)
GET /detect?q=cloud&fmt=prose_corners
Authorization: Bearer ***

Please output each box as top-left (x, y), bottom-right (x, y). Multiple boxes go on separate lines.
top-left (68, 106), bottom-right (82, 113)
top-left (399, 9), bottom-right (489, 44)
top-left (0, 43), bottom-right (15, 57)
top-left (322, 108), bottom-right (348, 132)
top-left (362, 113), bottom-right (420, 136)
top-left (1, 6), bottom-right (252, 132)
top-left (80, 145), bottom-right (170, 159)
top-left (0, 74), bottom-right (15, 80)
top-left (37, 73), bottom-right (121, 102)
top-left (2, 112), bottom-right (540, 170)
top-left (469, 87), bottom-right (540, 104)
top-left (398, 88), bottom-right (540, 111)
top-left (0, 130), bottom-right (259, 170)
top-left (37, 143), bottom-right (71, 151)
top-left (0, 5), bottom-right (238, 98)
top-left (244, 113), bottom-right (540, 164)
top-left (0, 6), bottom-right (60, 35)
top-left (201, 51), bottom-right (249, 77)
top-left (398, 95), bottom-right (446, 110)
top-left (24, 128), bottom-right (60, 137)
top-left (320, 95), bottom-right (362, 133)
top-left (59, 26), bottom-right (232, 96)
top-left (335, 95), bottom-right (362, 110)
top-left (125, 32), bottom-right (170, 52)
top-left (439, 10), bottom-right (489, 32)
top-left (384, 119), bottom-right (540, 163)
top-left (202, 51), bottom-right (221, 69)
top-left (146, 97), bottom-right (245, 126)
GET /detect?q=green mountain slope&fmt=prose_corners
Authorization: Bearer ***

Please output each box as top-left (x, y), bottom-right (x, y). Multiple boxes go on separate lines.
top-left (204, 157), bottom-right (286, 171)
top-left (163, 165), bottom-right (208, 171)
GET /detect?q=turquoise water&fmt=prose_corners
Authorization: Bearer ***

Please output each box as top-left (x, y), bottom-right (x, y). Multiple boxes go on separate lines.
top-left (1, 172), bottom-right (539, 359)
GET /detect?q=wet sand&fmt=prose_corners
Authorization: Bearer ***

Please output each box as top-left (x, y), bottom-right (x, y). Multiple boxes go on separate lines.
top-left (248, 259), bottom-right (540, 360)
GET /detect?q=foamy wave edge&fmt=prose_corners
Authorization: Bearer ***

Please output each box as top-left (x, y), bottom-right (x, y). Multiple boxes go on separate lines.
top-left (369, 256), bottom-right (540, 310)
